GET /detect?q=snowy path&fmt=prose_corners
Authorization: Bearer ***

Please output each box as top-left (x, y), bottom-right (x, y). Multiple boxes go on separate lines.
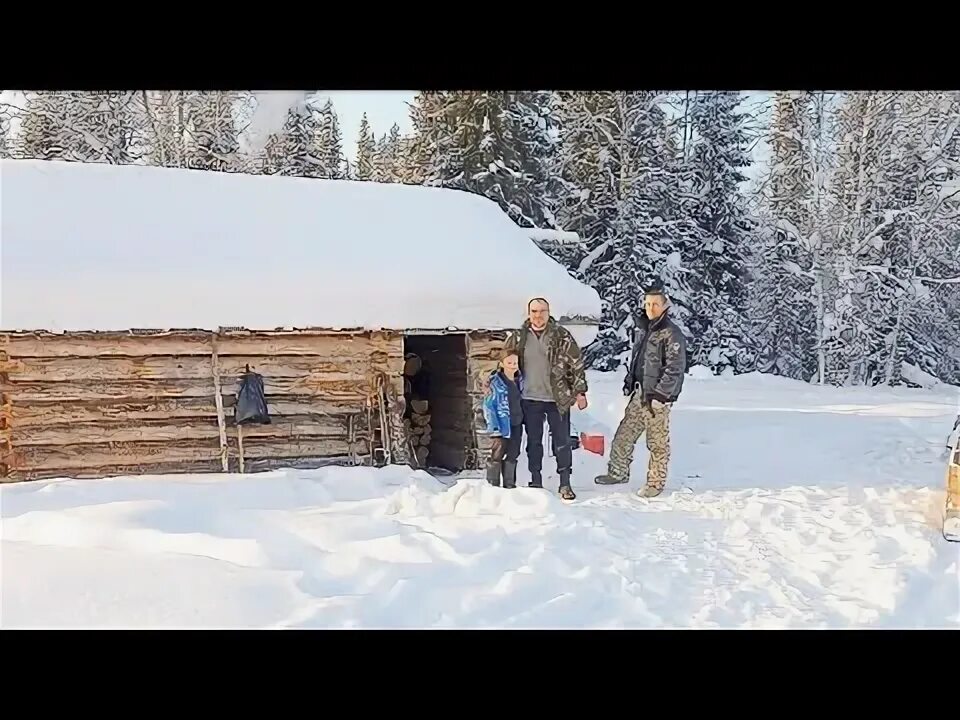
top-left (2, 371), bottom-right (958, 629)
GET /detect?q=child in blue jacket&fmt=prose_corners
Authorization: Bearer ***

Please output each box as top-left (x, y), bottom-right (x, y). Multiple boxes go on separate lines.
top-left (482, 352), bottom-right (524, 488)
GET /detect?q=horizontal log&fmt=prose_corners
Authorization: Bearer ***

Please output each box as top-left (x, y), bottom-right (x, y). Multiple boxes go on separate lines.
top-left (2, 455), bottom-right (372, 482)
top-left (2, 459), bottom-right (227, 482)
top-left (9, 396), bottom-right (371, 427)
top-left (468, 331), bottom-right (508, 343)
top-left (227, 437), bottom-right (362, 462)
top-left (468, 346), bottom-right (505, 359)
top-left (6, 332), bottom-right (403, 360)
top-left (11, 414), bottom-right (365, 447)
top-left (4, 355), bottom-right (381, 383)
top-left (2, 377), bottom-right (377, 402)
top-left (8, 437), bottom-right (366, 473)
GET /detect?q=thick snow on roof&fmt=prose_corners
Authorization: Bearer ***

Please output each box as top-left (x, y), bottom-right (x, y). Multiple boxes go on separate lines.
top-left (0, 160), bottom-right (601, 334)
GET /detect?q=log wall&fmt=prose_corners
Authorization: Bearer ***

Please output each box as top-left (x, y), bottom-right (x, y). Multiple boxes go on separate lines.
top-left (0, 330), bottom-right (404, 481)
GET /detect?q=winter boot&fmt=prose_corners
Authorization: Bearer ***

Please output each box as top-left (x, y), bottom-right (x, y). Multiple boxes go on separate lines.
top-left (637, 484), bottom-right (663, 498)
top-left (528, 471), bottom-right (543, 489)
top-left (594, 473), bottom-right (628, 485)
top-left (559, 485), bottom-right (576, 502)
top-left (501, 461), bottom-right (517, 489)
top-left (486, 460), bottom-right (502, 487)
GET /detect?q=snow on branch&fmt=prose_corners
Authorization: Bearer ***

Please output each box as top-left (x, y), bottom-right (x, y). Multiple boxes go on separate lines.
top-left (578, 237), bottom-right (614, 274)
top-left (916, 275), bottom-right (960, 285)
top-left (852, 210), bottom-right (906, 256)
top-left (527, 229), bottom-right (582, 245)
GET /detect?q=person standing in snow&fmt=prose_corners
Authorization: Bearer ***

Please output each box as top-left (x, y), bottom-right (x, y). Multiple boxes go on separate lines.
top-left (502, 297), bottom-right (588, 501)
top-left (595, 282), bottom-right (686, 498)
top-left (482, 353), bottom-right (524, 488)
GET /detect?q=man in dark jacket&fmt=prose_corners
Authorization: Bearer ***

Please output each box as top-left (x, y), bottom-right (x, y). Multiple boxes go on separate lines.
top-left (595, 283), bottom-right (686, 497)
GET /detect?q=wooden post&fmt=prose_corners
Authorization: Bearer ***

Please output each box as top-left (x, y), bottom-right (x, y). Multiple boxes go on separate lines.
top-left (237, 425), bottom-right (245, 474)
top-left (210, 334), bottom-right (229, 473)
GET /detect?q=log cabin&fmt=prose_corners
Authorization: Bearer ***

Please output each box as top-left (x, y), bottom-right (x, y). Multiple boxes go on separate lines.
top-left (0, 159), bottom-right (601, 482)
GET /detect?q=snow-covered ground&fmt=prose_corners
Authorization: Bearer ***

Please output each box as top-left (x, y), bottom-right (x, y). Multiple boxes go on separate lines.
top-left (2, 369), bottom-right (959, 629)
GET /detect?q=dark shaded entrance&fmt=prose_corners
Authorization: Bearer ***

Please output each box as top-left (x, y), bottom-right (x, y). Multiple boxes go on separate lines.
top-left (402, 334), bottom-right (470, 471)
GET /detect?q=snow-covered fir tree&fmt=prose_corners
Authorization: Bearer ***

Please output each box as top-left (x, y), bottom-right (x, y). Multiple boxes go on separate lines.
top-left (261, 100), bottom-right (329, 177)
top-left (0, 106), bottom-right (11, 159)
top-left (315, 99), bottom-right (346, 179)
top-left (370, 133), bottom-right (390, 182)
top-left (394, 133), bottom-right (420, 184)
top-left (405, 92), bottom-right (450, 185)
top-left (681, 91), bottom-right (757, 374)
top-left (501, 91), bottom-right (562, 229)
top-left (17, 91), bottom-right (149, 164)
top-left (552, 91), bottom-right (691, 369)
top-left (750, 91), bottom-right (820, 380)
top-left (822, 91), bottom-right (960, 386)
top-left (139, 90), bottom-right (187, 168)
top-left (355, 113), bottom-right (375, 180)
top-left (181, 91), bottom-right (244, 173)
top-left (414, 91), bottom-right (559, 229)
top-left (382, 123), bottom-right (403, 181)
top-left (369, 125), bottom-right (403, 183)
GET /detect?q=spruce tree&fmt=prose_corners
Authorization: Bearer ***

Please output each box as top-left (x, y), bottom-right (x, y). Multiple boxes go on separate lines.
top-left (315, 99), bottom-right (346, 179)
top-left (261, 101), bottom-right (326, 177)
top-left (355, 113), bottom-right (375, 180)
top-left (182, 91), bottom-right (244, 172)
top-left (18, 91), bottom-right (148, 164)
top-left (553, 91), bottom-right (690, 369)
top-left (414, 91), bottom-right (559, 228)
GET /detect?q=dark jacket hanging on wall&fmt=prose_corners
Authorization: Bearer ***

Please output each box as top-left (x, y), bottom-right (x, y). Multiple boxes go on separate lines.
top-left (235, 368), bottom-right (271, 425)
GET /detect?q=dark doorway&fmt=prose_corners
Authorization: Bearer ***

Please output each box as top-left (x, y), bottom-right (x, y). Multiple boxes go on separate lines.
top-left (402, 334), bottom-right (470, 472)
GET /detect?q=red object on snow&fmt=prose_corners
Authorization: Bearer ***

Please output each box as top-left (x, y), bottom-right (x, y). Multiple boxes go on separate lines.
top-left (580, 432), bottom-right (605, 456)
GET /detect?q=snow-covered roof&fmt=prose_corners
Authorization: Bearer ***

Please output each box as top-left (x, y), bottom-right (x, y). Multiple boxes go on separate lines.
top-left (0, 159), bottom-right (601, 335)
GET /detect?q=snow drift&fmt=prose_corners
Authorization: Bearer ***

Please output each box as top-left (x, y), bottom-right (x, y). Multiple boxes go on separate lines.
top-left (0, 159), bottom-right (601, 334)
top-left (2, 369), bottom-right (958, 629)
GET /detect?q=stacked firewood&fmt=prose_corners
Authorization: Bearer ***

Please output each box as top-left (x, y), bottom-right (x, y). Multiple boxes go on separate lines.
top-left (406, 400), bottom-right (432, 467)
top-left (403, 354), bottom-right (431, 468)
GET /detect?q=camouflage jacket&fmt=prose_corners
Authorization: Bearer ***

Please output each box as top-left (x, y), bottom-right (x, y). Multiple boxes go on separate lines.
top-left (503, 317), bottom-right (588, 413)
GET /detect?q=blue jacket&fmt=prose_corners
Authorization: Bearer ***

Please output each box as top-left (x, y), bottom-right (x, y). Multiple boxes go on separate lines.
top-left (483, 370), bottom-right (524, 438)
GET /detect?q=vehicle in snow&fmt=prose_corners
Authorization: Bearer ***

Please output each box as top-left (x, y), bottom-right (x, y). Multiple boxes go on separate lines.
top-left (945, 414), bottom-right (960, 542)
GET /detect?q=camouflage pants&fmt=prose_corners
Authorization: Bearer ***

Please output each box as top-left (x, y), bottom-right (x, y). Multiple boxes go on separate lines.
top-left (606, 394), bottom-right (672, 489)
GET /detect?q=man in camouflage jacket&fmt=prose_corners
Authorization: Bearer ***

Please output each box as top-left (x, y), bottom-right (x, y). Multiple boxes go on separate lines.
top-left (502, 297), bottom-right (588, 501)
top-left (595, 283), bottom-right (686, 497)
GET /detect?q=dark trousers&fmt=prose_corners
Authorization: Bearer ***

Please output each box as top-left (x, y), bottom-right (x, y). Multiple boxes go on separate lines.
top-left (490, 425), bottom-right (523, 463)
top-left (487, 425), bottom-right (523, 487)
top-left (522, 399), bottom-right (572, 485)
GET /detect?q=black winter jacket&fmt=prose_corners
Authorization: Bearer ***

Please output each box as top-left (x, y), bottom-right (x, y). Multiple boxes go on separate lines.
top-left (623, 312), bottom-right (687, 404)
